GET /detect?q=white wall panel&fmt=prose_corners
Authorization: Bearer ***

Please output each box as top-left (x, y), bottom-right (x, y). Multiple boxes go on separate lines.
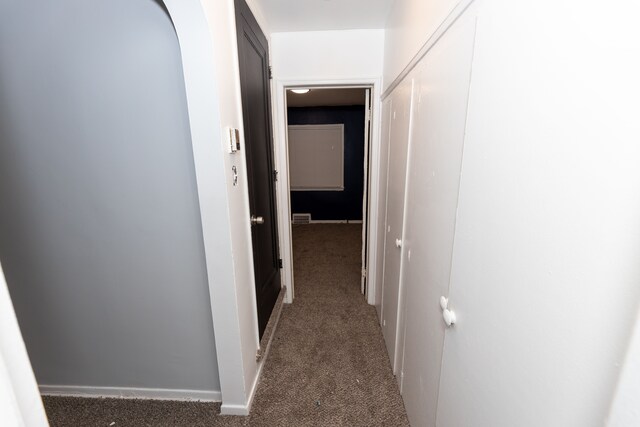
top-left (437, 1), bottom-right (640, 426)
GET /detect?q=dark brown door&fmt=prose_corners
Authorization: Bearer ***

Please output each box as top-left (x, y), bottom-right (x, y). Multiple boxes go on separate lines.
top-left (235, 0), bottom-right (281, 339)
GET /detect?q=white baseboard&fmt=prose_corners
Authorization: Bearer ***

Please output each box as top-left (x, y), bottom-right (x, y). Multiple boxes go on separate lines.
top-left (220, 288), bottom-right (286, 416)
top-left (309, 220), bottom-right (363, 224)
top-left (219, 359), bottom-right (261, 416)
top-left (39, 385), bottom-right (222, 402)
top-left (220, 341), bottom-right (267, 416)
top-left (220, 402), bottom-right (250, 416)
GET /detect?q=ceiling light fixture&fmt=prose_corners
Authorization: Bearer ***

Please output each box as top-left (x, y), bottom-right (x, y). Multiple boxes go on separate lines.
top-left (291, 89), bottom-right (310, 94)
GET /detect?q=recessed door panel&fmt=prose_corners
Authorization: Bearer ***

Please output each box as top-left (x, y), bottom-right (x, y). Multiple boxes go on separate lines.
top-left (381, 78), bottom-right (413, 374)
top-left (436, 3), bottom-right (640, 426)
top-left (235, 0), bottom-right (281, 339)
top-left (398, 8), bottom-right (477, 427)
top-left (374, 98), bottom-right (393, 317)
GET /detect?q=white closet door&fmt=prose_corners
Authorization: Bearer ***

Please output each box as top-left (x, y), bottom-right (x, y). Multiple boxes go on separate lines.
top-left (374, 98), bottom-right (393, 317)
top-left (380, 78), bottom-right (413, 374)
top-left (398, 7), bottom-right (478, 426)
top-left (436, 2), bottom-right (640, 426)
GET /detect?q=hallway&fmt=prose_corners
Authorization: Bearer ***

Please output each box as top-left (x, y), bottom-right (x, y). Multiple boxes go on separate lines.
top-left (42, 224), bottom-right (408, 426)
top-left (250, 224), bottom-right (408, 425)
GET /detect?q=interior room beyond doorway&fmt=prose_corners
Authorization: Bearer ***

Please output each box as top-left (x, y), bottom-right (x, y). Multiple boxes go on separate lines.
top-left (285, 87), bottom-right (372, 299)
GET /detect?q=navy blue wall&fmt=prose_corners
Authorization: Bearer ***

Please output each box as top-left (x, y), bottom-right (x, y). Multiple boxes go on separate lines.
top-left (288, 106), bottom-right (365, 221)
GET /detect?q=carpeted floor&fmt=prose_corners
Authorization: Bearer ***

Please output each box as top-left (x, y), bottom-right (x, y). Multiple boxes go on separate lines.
top-left (43, 224), bottom-right (409, 426)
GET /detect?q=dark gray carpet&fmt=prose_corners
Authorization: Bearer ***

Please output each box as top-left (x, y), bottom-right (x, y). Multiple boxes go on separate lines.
top-left (43, 224), bottom-right (409, 426)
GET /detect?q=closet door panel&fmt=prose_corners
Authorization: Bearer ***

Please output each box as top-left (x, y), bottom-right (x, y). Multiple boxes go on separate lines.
top-left (436, 2), bottom-right (640, 426)
top-left (374, 98), bottom-right (393, 318)
top-left (399, 7), bottom-right (478, 426)
top-left (381, 78), bottom-right (413, 374)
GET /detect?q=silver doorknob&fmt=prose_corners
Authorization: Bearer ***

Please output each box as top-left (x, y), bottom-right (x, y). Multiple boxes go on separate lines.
top-left (250, 215), bottom-right (264, 225)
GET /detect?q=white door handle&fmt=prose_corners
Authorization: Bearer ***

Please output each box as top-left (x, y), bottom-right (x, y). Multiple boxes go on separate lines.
top-left (442, 308), bottom-right (456, 327)
top-left (440, 296), bottom-right (456, 327)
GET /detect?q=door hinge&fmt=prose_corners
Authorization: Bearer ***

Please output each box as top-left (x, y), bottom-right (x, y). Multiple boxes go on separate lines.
top-left (273, 170), bottom-right (278, 182)
top-left (361, 267), bottom-right (367, 278)
top-left (278, 259), bottom-right (283, 269)
top-left (268, 66), bottom-right (273, 80)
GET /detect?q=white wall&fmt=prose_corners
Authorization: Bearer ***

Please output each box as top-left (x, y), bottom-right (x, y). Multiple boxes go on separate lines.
top-left (163, 0), bottom-right (263, 414)
top-left (270, 29), bottom-right (385, 304)
top-left (204, 0), bottom-right (268, 413)
top-left (383, 0), bottom-right (464, 91)
top-left (271, 30), bottom-right (385, 81)
top-left (380, 0), bottom-right (640, 425)
top-left (608, 308), bottom-right (640, 425)
top-left (436, 1), bottom-right (640, 424)
top-left (200, 0), bottom-right (263, 412)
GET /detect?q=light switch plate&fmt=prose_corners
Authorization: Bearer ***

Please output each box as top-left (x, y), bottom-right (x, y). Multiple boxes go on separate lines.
top-left (228, 127), bottom-right (241, 153)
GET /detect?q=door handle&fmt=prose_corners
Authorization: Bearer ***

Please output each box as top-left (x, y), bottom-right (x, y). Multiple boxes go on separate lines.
top-left (440, 296), bottom-right (456, 327)
top-left (250, 215), bottom-right (264, 226)
top-left (442, 308), bottom-right (456, 327)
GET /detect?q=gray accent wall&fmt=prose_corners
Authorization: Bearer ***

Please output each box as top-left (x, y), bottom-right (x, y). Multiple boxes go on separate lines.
top-left (0, 0), bottom-right (220, 392)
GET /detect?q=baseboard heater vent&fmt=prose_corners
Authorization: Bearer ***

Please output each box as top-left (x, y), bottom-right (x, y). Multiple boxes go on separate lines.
top-left (292, 213), bottom-right (311, 224)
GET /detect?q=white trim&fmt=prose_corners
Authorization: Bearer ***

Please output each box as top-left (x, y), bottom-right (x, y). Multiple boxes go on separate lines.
top-left (0, 264), bottom-right (49, 427)
top-left (273, 78), bottom-right (383, 305)
top-left (220, 402), bottom-right (251, 416)
top-left (365, 79), bottom-right (383, 306)
top-left (221, 348), bottom-right (264, 416)
top-left (381, 0), bottom-right (476, 100)
top-left (290, 188), bottom-right (345, 192)
top-left (306, 220), bottom-right (363, 224)
top-left (395, 77), bottom-right (417, 380)
top-left (608, 306), bottom-right (640, 425)
top-left (361, 87), bottom-right (371, 295)
top-left (221, 288), bottom-right (286, 416)
top-left (39, 385), bottom-right (222, 402)
top-left (162, 0), bottom-right (259, 412)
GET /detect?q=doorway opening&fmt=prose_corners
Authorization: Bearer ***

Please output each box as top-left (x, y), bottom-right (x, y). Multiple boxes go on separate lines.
top-left (284, 87), bottom-right (373, 301)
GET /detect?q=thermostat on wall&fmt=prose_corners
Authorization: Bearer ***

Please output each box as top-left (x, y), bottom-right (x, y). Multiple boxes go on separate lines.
top-left (228, 127), bottom-right (241, 153)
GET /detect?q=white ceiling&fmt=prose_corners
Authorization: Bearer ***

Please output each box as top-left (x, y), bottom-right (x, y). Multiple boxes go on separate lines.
top-left (254, 0), bottom-right (394, 33)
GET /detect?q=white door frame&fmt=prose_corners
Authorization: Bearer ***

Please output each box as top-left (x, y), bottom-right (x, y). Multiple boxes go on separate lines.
top-left (0, 264), bottom-right (49, 426)
top-left (361, 88), bottom-right (372, 295)
top-left (163, 0), bottom-right (264, 414)
top-left (272, 78), bottom-right (383, 305)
